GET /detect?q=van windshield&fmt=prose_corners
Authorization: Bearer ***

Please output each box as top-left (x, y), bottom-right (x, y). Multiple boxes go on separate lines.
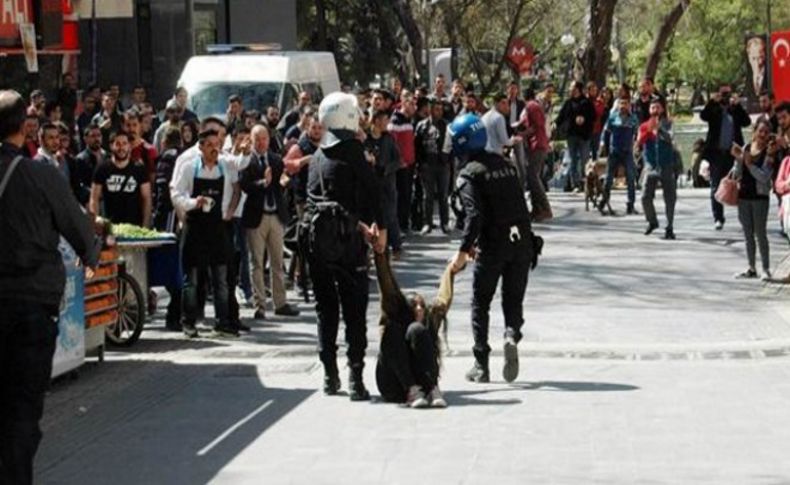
top-left (186, 82), bottom-right (283, 120)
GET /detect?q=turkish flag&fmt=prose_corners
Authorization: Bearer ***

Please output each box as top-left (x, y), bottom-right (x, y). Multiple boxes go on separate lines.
top-left (773, 31), bottom-right (790, 102)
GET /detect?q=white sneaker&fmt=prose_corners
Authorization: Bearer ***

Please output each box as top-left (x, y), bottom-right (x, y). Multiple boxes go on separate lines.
top-left (406, 385), bottom-right (429, 409)
top-left (714, 221), bottom-right (724, 231)
top-left (762, 270), bottom-right (772, 282)
top-left (429, 387), bottom-right (447, 408)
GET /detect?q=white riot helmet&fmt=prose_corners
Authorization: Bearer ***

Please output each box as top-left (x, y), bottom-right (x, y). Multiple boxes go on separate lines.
top-left (318, 91), bottom-right (360, 148)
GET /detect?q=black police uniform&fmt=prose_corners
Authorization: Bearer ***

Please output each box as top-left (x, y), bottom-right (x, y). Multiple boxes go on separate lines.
top-left (305, 137), bottom-right (382, 398)
top-left (457, 150), bottom-right (534, 367)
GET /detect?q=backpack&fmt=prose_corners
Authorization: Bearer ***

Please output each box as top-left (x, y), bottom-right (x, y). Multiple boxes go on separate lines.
top-left (306, 153), bottom-right (359, 264)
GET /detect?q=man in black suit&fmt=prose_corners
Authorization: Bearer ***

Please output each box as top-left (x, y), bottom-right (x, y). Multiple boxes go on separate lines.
top-left (240, 124), bottom-right (299, 320)
top-left (701, 83), bottom-right (752, 230)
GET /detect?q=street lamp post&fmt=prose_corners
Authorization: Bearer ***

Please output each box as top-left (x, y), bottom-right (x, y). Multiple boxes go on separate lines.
top-left (559, 33), bottom-right (576, 102)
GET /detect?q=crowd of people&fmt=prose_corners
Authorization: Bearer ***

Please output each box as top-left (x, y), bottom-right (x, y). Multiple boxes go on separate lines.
top-left (3, 67), bottom-right (790, 484)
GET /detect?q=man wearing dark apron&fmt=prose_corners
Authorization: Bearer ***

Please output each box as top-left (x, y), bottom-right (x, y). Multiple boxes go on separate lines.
top-left (174, 129), bottom-right (236, 338)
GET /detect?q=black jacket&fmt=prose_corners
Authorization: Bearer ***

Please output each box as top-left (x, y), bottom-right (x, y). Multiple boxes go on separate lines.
top-left (556, 96), bottom-right (595, 139)
top-left (307, 139), bottom-right (382, 226)
top-left (240, 151), bottom-right (289, 228)
top-left (0, 143), bottom-right (99, 306)
top-left (457, 151), bottom-right (531, 252)
top-left (74, 149), bottom-right (105, 205)
top-left (700, 100), bottom-right (751, 159)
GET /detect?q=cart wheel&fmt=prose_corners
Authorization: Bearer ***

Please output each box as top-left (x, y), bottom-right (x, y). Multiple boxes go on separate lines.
top-left (106, 272), bottom-right (145, 347)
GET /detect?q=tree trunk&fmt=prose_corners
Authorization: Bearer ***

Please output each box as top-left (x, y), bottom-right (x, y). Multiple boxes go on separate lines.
top-left (480, 0), bottom-right (529, 98)
top-left (581, 0), bottom-right (617, 86)
top-left (390, 0), bottom-right (425, 83)
top-left (644, 0), bottom-right (690, 80)
top-left (315, 0), bottom-right (328, 51)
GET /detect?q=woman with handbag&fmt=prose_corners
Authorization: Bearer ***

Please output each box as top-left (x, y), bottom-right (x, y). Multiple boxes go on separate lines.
top-left (731, 119), bottom-right (779, 280)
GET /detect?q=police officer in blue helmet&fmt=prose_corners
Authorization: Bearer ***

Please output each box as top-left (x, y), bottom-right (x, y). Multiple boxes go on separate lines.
top-left (448, 113), bottom-right (542, 383)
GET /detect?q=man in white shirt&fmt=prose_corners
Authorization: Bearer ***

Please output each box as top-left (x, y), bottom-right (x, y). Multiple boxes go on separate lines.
top-left (170, 128), bottom-right (241, 338)
top-left (482, 93), bottom-right (521, 156)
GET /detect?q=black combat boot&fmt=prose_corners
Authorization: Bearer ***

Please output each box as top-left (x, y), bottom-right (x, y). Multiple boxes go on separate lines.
top-left (348, 363), bottom-right (371, 401)
top-left (322, 360), bottom-right (341, 396)
top-left (465, 352), bottom-right (490, 383)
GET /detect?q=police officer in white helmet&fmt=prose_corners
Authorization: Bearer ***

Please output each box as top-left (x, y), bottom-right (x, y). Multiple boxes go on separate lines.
top-left (306, 92), bottom-right (387, 401)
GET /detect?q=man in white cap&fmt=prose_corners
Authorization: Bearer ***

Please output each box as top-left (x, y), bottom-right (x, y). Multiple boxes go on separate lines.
top-left (306, 92), bottom-right (387, 401)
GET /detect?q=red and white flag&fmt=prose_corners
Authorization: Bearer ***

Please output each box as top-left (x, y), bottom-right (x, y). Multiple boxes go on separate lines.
top-left (773, 31), bottom-right (790, 103)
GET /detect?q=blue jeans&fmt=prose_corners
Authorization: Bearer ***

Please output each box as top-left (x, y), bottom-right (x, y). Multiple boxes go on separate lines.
top-left (605, 150), bottom-right (636, 205)
top-left (565, 135), bottom-right (591, 188)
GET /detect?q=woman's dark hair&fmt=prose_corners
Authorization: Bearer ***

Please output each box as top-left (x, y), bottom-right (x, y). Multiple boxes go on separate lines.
top-left (181, 120), bottom-right (199, 148)
top-left (0, 90), bottom-right (27, 139)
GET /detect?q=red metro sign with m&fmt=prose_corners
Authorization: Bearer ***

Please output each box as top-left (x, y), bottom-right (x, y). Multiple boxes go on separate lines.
top-left (507, 38), bottom-right (535, 75)
top-left (0, 0), bottom-right (33, 46)
top-left (773, 31), bottom-right (790, 103)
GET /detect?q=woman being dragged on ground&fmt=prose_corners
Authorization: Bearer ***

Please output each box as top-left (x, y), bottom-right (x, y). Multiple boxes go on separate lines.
top-left (373, 250), bottom-right (463, 409)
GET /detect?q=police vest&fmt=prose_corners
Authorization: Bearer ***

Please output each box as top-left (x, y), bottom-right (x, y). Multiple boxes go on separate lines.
top-left (463, 153), bottom-right (531, 229)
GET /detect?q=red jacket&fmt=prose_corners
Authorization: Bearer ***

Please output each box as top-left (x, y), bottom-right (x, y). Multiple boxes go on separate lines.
top-left (387, 110), bottom-right (415, 168)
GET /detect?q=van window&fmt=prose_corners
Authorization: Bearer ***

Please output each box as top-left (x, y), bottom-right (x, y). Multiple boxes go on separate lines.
top-left (302, 83), bottom-right (324, 103)
top-left (281, 84), bottom-right (299, 114)
top-left (188, 82), bottom-right (283, 120)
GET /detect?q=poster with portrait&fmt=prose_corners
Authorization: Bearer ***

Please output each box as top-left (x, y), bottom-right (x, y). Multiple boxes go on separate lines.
top-left (744, 34), bottom-right (768, 113)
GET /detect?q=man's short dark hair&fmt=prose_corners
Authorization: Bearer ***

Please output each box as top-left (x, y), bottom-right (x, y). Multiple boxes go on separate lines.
top-left (228, 94), bottom-right (242, 104)
top-left (30, 89), bottom-right (44, 100)
top-left (83, 123), bottom-right (102, 138)
top-left (776, 101), bottom-right (790, 114)
top-left (0, 90), bottom-right (29, 139)
top-left (493, 93), bottom-right (508, 104)
top-left (523, 87), bottom-right (536, 100)
top-left (371, 110), bottom-right (390, 122)
top-left (199, 128), bottom-right (220, 143)
top-left (246, 109), bottom-right (260, 120)
top-left (109, 131), bottom-right (130, 143)
top-left (417, 97), bottom-right (430, 111)
top-left (123, 108), bottom-right (142, 122)
top-left (174, 87), bottom-right (187, 96)
top-left (44, 100), bottom-right (60, 117)
top-left (508, 80), bottom-right (519, 87)
top-left (200, 116), bottom-right (226, 131)
top-left (572, 81), bottom-right (584, 92)
top-left (133, 84), bottom-right (145, 92)
top-left (163, 126), bottom-right (182, 148)
top-left (759, 91), bottom-right (775, 100)
top-left (39, 122), bottom-right (59, 136)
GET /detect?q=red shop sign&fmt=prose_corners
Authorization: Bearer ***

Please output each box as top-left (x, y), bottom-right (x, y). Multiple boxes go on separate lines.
top-left (0, 0), bottom-right (33, 47)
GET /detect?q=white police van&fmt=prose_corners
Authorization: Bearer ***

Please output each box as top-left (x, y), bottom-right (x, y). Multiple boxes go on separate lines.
top-left (177, 44), bottom-right (340, 120)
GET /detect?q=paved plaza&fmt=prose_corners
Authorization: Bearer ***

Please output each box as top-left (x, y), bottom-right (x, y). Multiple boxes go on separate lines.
top-left (36, 188), bottom-right (790, 484)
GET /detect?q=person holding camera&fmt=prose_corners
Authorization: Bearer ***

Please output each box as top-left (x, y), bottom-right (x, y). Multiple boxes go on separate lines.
top-left (701, 84), bottom-right (752, 230)
top-left (731, 119), bottom-right (779, 281)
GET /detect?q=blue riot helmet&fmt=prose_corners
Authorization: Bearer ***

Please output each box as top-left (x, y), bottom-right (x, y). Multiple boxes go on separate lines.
top-left (448, 113), bottom-right (487, 155)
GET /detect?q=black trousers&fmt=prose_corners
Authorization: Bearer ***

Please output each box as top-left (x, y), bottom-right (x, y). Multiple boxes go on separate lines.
top-left (396, 166), bottom-right (415, 232)
top-left (0, 300), bottom-right (59, 485)
top-left (183, 264), bottom-right (229, 328)
top-left (471, 233), bottom-right (532, 363)
top-left (224, 222), bottom-right (240, 324)
top-left (376, 321), bottom-right (438, 403)
top-left (309, 251), bottom-right (369, 366)
top-left (421, 163), bottom-right (450, 228)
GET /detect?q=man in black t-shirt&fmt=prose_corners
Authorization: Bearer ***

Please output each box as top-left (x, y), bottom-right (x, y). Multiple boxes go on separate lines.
top-left (89, 131), bottom-right (152, 227)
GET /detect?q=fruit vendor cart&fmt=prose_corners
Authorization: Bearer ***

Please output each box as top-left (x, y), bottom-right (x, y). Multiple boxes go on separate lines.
top-left (110, 224), bottom-right (180, 346)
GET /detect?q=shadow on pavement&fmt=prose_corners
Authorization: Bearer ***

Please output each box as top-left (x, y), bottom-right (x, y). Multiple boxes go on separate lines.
top-left (442, 389), bottom-right (522, 406)
top-left (517, 381), bottom-right (640, 392)
top-left (37, 360), bottom-right (313, 485)
top-left (107, 336), bottom-right (228, 354)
